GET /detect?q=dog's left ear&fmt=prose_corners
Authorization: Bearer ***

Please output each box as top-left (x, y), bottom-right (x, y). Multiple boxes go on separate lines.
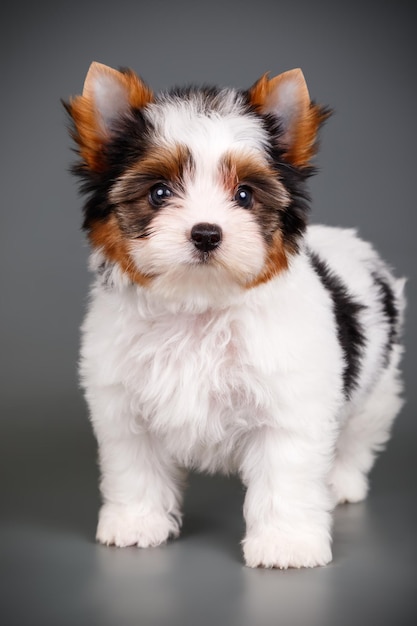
top-left (64, 62), bottom-right (154, 172)
top-left (248, 69), bottom-right (330, 167)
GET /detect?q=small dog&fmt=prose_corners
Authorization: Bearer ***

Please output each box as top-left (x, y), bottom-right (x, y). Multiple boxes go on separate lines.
top-left (65, 63), bottom-right (405, 568)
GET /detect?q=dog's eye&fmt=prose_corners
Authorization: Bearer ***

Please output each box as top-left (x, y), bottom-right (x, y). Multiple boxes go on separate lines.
top-left (149, 183), bottom-right (173, 207)
top-left (234, 185), bottom-right (253, 209)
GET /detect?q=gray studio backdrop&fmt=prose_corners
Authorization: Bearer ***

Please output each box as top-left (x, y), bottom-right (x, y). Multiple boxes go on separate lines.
top-left (1, 2), bottom-right (416, 626)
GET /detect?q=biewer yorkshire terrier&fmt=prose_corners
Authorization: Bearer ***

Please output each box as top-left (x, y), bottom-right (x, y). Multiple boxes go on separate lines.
top-left (65, 62), bottom-right (405, 569)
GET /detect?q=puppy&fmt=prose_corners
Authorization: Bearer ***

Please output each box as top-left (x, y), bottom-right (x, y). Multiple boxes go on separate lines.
top-left (65, 63), bottom-right (405, 568)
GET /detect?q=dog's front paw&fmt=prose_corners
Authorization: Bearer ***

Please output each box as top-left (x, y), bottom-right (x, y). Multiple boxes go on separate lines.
top-left (242, 526), bottom-right (332, 569)
top-left (96, 503), bottom-right (181, 548)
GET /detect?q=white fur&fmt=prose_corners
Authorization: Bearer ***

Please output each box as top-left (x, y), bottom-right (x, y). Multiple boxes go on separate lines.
top-left (80, 93), bottom-right (405, 568)
top-left (81, 223), bottom-right (404, 568)
top-left (145, 91), bottom-right (269, 158)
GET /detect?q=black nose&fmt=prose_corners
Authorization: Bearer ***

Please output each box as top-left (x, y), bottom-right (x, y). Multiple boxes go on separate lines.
top-left (190, 223), bottom-right (222, 252)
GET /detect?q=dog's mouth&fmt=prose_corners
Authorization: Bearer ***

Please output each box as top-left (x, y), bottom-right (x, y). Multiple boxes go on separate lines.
top-left (192, 249), bottom-right (217, 265)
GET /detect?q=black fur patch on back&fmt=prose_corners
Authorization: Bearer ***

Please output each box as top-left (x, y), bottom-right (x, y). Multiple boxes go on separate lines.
top-left (308, 250), bottom-right (366, 398)
top-left (372, 272), bottom-right (399, 365)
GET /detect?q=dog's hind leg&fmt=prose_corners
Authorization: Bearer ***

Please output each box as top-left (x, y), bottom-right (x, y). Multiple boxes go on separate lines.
top-left (329, 344), bottom-right (404, 504)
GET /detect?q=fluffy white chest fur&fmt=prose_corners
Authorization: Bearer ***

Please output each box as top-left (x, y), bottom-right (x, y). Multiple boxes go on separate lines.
top-left (83, 228), bottom-right (346, 467)
top-left (66, 63), bottom-right (405, 568)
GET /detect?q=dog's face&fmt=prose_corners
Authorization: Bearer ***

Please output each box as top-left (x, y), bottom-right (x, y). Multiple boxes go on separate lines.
top-left (65, 63), bottom-right (328, 303)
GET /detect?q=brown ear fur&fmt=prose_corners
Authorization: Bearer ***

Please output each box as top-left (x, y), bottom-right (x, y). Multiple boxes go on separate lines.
top-left (65, 62), bottom-right (153, 172)
top-left (248, 69), bottom-right (330, 167)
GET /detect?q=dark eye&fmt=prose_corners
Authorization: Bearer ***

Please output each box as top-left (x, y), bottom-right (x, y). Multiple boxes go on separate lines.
top-left (149, 183), bottom-right (173, 207)
top-left (234, 185), bottom-right (253, 209)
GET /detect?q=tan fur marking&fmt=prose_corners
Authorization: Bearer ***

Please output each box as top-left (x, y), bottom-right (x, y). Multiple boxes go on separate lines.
top-left (246, 230), bottom-right (289, 289)
top-left (287, 100), bottom-right (329, 167)
top-left (220, 151), bottom-right (279, 193)
top-left (248, 72), bottom-right (271, 110)
top-left (89, 215), bottom-right (150, 286)
top-left (127, 144), bottom-right (192, 184)
top-left (66, 95), bottom-right (105, 171)
top-left (248, 69), bottom-right (330, 167)
top-left (110, 144), bottom-right (193, 212)
top-left (67, 62), bottom-right (154, 172)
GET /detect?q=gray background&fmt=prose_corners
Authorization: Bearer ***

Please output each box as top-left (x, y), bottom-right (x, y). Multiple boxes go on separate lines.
top-left (1, 1), bottom-right (416, 625)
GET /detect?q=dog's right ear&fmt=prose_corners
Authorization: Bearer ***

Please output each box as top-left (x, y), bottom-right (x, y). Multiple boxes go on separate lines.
top-left (64, 62), bottom-right (153, 172)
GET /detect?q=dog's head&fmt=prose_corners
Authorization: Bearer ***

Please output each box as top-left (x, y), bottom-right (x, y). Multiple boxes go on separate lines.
top-left (65, 63), bottom-right (329, 306)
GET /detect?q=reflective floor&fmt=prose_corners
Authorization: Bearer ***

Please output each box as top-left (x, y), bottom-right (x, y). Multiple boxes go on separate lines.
top-left (1, 396), bottom-right (416, 626)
